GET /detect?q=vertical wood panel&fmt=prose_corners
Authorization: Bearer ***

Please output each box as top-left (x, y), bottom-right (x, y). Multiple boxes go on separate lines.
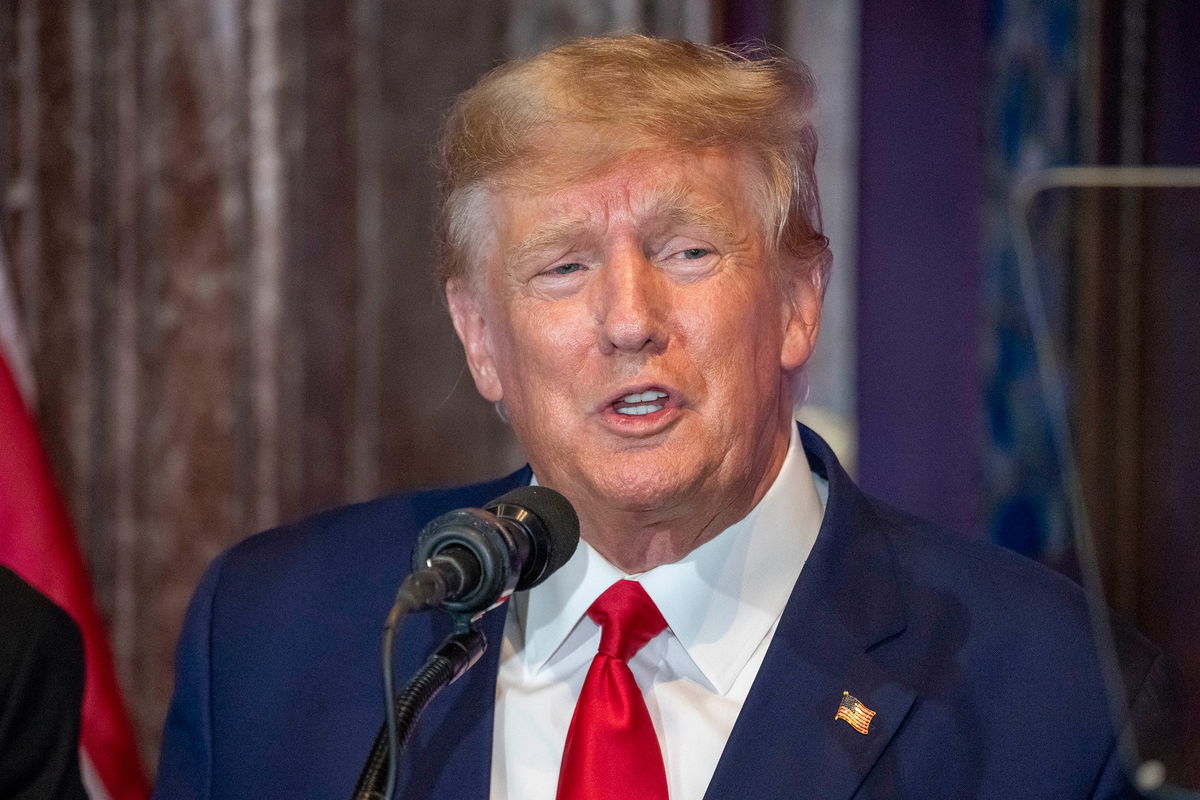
top-left (350, 0), bottom-right (383, 501)
top-left (376, 0), bottom-right (521, 493)
top-left (1144, 0), bottom-right (1200, 777)
top-left (35, 0), bottom-right (95, 555)
top-left (106, 0), bottom-right (141, 708)
top-left (246, 0), bottom-right (286, 532)
top-left (144, 0), bottom-right (243, 749)
top-left (287, 2), bottom-right (358, 517)
top-left (88, 0), bottom-right (118, 672)
top-left (0, 10), bottom-right (13, 221)
top-left (7, 2), bottom-right (41, 350)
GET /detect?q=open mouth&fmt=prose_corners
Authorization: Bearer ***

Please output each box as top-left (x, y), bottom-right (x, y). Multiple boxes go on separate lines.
top-left (610, 389), bottom-right (670, 416)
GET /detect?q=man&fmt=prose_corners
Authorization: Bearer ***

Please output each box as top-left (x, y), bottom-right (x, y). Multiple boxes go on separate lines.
top-left (155, 36), bottom-right (1167, 799)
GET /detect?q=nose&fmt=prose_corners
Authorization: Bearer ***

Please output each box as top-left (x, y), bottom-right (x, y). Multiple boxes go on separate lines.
top-left (593, 244), bottom-right (668, 356)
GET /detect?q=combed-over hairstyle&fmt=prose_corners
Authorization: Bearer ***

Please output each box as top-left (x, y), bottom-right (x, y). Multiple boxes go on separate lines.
top-left (435, 35), bottom-right (831, 294)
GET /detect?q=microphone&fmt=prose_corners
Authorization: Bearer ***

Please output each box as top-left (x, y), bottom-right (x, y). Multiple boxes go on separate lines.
top-left (353, 487), bottom-right (578, 800)
top-left (404, 485), bottom-right (580, 616)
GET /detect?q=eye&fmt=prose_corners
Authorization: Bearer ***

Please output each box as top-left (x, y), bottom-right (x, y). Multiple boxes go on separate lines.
top-left (656, 239), bottom-right (719, 284)
top-left (546, 262), bottom-right (586, 275)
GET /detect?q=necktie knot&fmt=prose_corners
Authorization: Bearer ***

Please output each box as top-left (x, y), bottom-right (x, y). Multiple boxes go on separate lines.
top-left (586, 580), bottom-right (667, 662)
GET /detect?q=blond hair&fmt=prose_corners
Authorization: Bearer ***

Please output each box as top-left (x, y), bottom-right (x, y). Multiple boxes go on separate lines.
top-left (436, 35), bottom-right (830, 294)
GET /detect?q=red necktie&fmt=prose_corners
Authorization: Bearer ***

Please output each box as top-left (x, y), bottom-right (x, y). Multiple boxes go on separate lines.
top-left (556, 579), bottom-right (670, 800)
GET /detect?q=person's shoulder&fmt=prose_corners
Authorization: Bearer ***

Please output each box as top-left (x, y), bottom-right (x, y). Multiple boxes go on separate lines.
top-left (867, 494), bottom-right (1182, 776)
top-left (0, 567), bottom-right (87, 800)
top-left (202, 468), bottom-right (532, 603)
top-left (889, 501), bottom-right (1078, 590)
top-left (0, 565), bottom-right (82, 664)
top-left (865, 495), bottom-right (1169, 695)
top-left (802, 423), bottom-right (1093, 631)
top-left (231, 469), bottom-right (528, 558)
top-left (872, 498), bottom-right (1093, 629)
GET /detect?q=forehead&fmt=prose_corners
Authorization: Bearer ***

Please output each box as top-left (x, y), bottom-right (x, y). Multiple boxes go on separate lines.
top-left (486, 148), bottom-right (761, 258)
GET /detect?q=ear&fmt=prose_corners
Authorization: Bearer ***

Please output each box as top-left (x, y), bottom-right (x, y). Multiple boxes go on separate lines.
top-left (446, 279), bottom-right (505, 403)
top-left (779, 265), bottom-right (823, 372)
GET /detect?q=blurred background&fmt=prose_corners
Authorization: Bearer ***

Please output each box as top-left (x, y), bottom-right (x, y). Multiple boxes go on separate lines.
top-left (0, 0), bottom-right (1196, 792)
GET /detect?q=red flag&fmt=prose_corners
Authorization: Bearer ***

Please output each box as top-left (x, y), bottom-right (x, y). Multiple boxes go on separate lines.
top-left (0, 351), bottom-right (149, 798)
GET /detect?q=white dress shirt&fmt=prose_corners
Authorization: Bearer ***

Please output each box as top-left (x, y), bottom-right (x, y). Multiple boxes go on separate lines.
top-left (491, 426), bottom-right (827, 799)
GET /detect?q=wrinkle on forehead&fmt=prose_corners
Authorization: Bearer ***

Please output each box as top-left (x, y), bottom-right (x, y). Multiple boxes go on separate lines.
top-left (501, 173), bottom-right (746, 273)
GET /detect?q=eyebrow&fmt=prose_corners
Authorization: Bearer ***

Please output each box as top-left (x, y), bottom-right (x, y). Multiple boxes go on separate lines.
top-left (504, 210), bottom-right (596, 272)
top-left (647, 183), bottom-right (740, 244)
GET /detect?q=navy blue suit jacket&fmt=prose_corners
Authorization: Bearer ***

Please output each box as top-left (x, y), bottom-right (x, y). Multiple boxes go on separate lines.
top-left (155, 426), bottom-right (1163, 798)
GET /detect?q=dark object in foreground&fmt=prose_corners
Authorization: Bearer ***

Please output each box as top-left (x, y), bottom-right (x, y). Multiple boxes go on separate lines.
top-left (0, 565), bottom-right (88, 800)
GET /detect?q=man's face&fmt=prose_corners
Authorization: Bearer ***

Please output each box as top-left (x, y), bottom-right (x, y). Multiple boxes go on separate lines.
top-left (448, 148), bottom-right (820, 539)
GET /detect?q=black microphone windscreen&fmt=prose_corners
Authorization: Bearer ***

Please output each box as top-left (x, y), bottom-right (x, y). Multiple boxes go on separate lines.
top-left (485, 485), bottom-right (580, 588)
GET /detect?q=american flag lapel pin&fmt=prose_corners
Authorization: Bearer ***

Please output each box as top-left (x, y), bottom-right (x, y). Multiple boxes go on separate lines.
top-left (835, 691), bottom-right (876, 734)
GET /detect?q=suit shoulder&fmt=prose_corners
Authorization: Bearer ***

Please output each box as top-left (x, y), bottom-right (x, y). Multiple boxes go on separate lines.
top-left (867, 500), bottom-right (1166, 684)
top-left (804, 425), bottom-right (1093, 634)
top-left (203, 470), bottom-right (531, 607)
top-left (225, 470), bottom-right (529, 566)
top-left (862, 497), bottom-right (1179, 778)
top-left (872, 500), bottom-right (1089, 615)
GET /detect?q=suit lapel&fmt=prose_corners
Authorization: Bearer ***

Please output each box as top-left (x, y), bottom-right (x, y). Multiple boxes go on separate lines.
top-left (703, 426), bottom-right (917, 800)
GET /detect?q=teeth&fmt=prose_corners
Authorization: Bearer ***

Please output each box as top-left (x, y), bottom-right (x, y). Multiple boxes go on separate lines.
top-left (617, 404), bottom-right (664, 416)
top-left (621, 390), bottom-right (668, 404)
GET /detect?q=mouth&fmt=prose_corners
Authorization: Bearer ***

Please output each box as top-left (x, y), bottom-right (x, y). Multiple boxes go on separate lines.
top-left (612, 388), bottom-right (670, 416)
top-left (598, 385), bottom-right (681, 432)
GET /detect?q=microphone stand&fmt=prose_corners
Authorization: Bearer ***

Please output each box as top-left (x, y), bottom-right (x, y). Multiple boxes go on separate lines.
top-left (348, 485), bottom-right (579, 799)
top-left (351, 621), bottom-right (487, 800)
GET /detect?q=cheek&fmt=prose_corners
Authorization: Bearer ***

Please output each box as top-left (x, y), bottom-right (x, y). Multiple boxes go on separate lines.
top-left (496, 304), bottom-right (593, 394)
top-left (552, 296), bottom-right (601, 342)
top-left (689, 285), bottom-right (785, 372)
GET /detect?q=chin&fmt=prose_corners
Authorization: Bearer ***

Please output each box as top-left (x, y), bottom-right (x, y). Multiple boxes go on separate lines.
top-left (584, 456), bottom-right (705, 513)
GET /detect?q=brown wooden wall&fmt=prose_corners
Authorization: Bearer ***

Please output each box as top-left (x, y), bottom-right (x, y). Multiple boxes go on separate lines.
top-left (0, 0), bottom-right (709, 771)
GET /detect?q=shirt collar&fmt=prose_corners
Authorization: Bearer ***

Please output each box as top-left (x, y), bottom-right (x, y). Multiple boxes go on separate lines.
top-left (514, 424), bottom-right (826, 695)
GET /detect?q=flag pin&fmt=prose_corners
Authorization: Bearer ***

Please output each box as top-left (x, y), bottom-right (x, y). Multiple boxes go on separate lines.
top-left (835, 691), bottom-right (876, 734)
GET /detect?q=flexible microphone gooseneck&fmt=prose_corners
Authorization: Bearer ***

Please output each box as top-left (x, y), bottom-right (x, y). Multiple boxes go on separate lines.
top-left (352, 485), bottom-right (580, 800)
